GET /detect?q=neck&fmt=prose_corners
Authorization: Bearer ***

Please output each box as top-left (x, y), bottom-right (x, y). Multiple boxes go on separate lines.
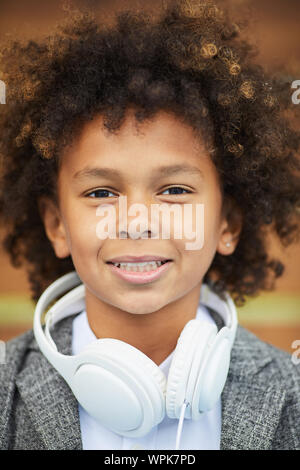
top-left (85, 284), bottom-right (202, 366)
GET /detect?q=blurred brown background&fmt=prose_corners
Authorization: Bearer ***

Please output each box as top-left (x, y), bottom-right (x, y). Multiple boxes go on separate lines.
top-left (0, 0), bottom-right (299, 353)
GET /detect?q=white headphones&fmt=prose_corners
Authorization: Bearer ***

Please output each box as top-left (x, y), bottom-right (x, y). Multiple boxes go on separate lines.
top-left (33, 270), bottom-right (237, 440)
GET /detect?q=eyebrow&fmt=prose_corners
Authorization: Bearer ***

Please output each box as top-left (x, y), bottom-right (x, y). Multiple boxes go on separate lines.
top-left (73, 164), bottom-right (204, 181)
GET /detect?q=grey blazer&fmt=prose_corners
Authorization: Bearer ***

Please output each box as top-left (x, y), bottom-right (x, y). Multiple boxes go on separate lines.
top-left (0, 313), bottom-right (299, 450)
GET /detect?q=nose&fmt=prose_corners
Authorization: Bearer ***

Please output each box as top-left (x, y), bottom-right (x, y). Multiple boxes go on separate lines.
top-left (118, 228), bottom-right (152, 240)
top-left (117, 195), bottom-right (160, 240)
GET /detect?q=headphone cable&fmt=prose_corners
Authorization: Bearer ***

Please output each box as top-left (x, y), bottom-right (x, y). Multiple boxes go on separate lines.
top-left (175, 399), bottom-right (189, 450)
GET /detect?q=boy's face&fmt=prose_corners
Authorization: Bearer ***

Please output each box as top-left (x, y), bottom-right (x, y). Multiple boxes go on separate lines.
top-left (39, 109), bottom-right (241, 315)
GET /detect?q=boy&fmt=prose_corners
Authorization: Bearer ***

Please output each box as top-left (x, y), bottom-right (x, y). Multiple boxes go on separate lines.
top-left (0, 0), bottom-right (299, 449)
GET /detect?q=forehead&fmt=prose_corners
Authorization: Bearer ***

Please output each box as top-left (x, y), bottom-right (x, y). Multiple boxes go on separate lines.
top-left (59, 108), bottom-right (217, 179)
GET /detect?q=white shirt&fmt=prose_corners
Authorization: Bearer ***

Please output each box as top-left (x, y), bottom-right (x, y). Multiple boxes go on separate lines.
top-left (72, 305), bottom-right (221, 450)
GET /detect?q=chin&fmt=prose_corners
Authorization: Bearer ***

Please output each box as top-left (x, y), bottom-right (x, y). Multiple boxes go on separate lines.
top-left (120, 300), bottom-right (166, 315)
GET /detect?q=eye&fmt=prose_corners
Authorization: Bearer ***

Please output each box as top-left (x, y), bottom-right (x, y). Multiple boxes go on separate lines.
top-left (85, 189), bottom-right (117, 198)
top-left (160, 186), bottom-right (192, 195)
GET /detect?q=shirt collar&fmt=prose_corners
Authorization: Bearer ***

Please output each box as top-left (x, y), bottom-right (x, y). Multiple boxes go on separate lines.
top-left (72, 303), bottom-right (218, 379)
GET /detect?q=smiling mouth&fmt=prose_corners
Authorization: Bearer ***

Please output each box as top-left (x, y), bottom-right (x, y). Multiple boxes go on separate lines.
top-left (106, 260), bottom-right (172, 272)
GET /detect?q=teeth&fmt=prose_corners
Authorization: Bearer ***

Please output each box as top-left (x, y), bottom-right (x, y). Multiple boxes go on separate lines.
top-left (112, 261), bottom-right (165, 272)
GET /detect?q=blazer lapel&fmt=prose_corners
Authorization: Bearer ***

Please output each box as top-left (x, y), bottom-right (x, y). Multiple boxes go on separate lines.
top-left (220, 325), bottom-right (287, 450)
top-left (16, 316), bottom-right (82, 450)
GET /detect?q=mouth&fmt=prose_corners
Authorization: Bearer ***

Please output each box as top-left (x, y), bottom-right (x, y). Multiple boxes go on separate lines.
top-left (106, 259), bottom-right (173, 284)
top-left (106, 259), bottom-right (172, 271)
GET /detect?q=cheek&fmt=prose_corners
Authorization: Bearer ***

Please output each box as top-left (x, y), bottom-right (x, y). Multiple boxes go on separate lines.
top-left (180, 195), bottom-right (221, 248)
top-left (203, 187), bottom-right (223, 245)
top-left (172, 193), bottom-right (221, 265)
top-left (203, 209), bottom-right (221, 251)
top-left (64, 204), bottom-right (104, 258)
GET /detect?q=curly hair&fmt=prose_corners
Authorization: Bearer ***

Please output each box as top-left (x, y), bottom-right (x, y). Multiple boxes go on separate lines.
top-left (0, 0), bottom-right (299, 306)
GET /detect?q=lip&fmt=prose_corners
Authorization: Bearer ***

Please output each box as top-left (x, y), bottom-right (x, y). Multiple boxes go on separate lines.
top-left (106, 260), bottom-right (173, 284)
top-left (106, 255), bottom-right (172, 263)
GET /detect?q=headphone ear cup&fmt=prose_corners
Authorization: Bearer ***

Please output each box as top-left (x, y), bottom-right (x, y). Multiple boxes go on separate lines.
top-left (70, 338), bottom-right (167, 438)
top-left (190, 327), bottom-right (231, 420)
top-left (166, 320), bottom-right (217, 419)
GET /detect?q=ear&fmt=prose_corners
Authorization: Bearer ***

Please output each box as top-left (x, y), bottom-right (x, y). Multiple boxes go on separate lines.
top-left (38, 196), bottom-right (70, 259)
top-left (216, 196), bottom-right (243, 256)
